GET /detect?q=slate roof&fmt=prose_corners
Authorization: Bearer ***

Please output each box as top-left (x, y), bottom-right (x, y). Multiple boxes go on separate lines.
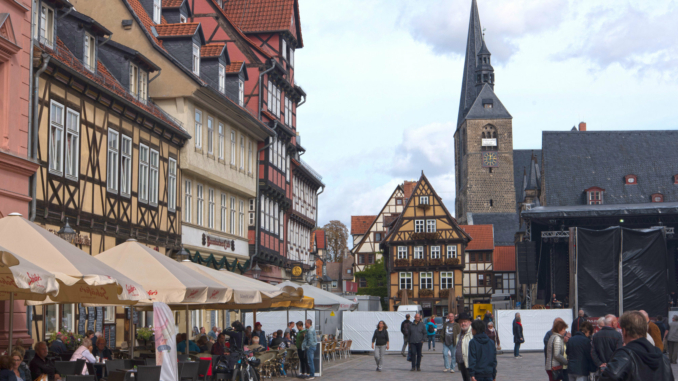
top-left (351, 216), bottom-right (376, 236)
top-left (463, 84), bottom-right (512, 122)
top-left (221, 0), bottom-right (303, 47)
top-left (201, 43), bottom-right (225, 57)
top-left (542, 130), bottom-right (678, 206)
top-left (513, 150), bottom-right (541, 212)
top-left (469, 213), bottom-right (519, 246)
top-left (460, 225), bottom-right (494, 251)
top-left (457, 0), bottom-right (483, 127)
top-left (494, 246), bottom-right (516, 272)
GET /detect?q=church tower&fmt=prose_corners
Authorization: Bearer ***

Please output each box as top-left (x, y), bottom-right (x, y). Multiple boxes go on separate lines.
top-left (454, 0), bottom-right (516, 224)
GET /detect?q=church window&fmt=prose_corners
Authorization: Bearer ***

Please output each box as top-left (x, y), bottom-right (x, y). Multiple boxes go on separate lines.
top-left (481, 125), bottom-right (498, 151)
top-left (651, 193), bottom-right (664, 203)
top-left (489, 199), bottom-right (493, 207)
top-left (477, 74), bottom-right (481, 83)
top-left (483, 74), bottom-right (488, 82)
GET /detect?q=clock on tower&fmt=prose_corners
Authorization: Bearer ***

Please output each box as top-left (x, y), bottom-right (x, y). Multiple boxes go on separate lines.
top-left (482, 152), bottom-right (498, 167)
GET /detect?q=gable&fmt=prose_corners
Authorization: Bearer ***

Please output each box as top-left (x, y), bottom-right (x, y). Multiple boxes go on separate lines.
top-left (463, 84), bottom-right (512, 122)
top-left (351, 186), bottom-right (405, 254)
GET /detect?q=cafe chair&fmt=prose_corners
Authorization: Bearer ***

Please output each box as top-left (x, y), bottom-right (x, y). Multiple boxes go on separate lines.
top-left (85, 363), bottom-right (97, 381)
top-left (55, 361), bottom-right (81, 376)
top-left (136, 365), bottom-right (162, 381)
top-left (106, 359), bottom-right (126, 375)
top-left (179, 361), bottom-right (199, 381)
top-left (196, 358), bottom-right (211, 381)
top-left (144, 358), bottom-right (156, 366)
top-left (107, 370), bottom-right (126, 381)
top-left (177, 354), bottom-right (190, 362)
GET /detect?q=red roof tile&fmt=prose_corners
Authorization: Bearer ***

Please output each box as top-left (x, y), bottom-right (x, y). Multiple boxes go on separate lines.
top-left (162, 0), bottom-right (183, 7)
top-left (494, 246), bottom-right (516, 272)
top-left (351, 216), bottom-right (376, 236)
top-left (46, 38), bottom-right (186, 134)
top-left (314, 229), bottom-right (326, 249)
top-left (155, 22), bottom-right (199, 37)
top-left (128, 0), bottom-right (166, 48)
top-left (226, 61), bottom-right (245, 73)
top-left (222, 0), bottom-right (300, 41)
top-left (403, 181), bottom-right (417, 199)
top-left (210, 0), bottom-right (273, 59)
top-left (460, 225), bottom-right (494, 251)
top-left (201, 43), bottom-right (225, 57)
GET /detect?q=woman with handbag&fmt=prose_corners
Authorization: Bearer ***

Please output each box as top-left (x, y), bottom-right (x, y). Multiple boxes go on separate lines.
top-left (546, 320), bottom-right (569, 381)
top-left (486, 322), bottom-right (501, 350)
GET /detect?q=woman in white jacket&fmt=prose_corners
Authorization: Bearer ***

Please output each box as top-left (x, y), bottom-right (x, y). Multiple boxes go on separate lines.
top-left (545, 320), bottom-right (569, 381)
top-left (70, 337), bottom-right (96, 375)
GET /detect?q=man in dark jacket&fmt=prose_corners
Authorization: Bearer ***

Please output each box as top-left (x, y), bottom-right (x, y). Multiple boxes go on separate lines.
top-left (592, 315), bottom-right (623, 371)
top-left (468, 320), bottom-right (497, 381)
top-left (601, 311), bottom-right (673, 381)
top-left (400, 314), bottom-right (411, 357)
top-left (407, 314), bottom-right (427, 371)
top-left (566, 321), bottom-right (596, 379)
top-left (572, 309), bottom-right (586, 332)
top-left (48, 335), bottom-right (68, 354)
top-left (442, 312), bottom-right (461, 373)
top-left (513, 313), bottom-right (524, 358)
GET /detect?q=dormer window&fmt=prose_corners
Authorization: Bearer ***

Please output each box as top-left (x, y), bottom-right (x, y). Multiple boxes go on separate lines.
top-left (674, 175), bottom-right (678, 184)
top-left (238, 79), bottom-right (244, 107)
top-left (129, 63), bottom-right (148, 102)
top-left (36, 3), bottom-right (55, 47)
top-left (83, 33), bottom-right (96, 72)
top-left (218, 63), bottom-right (225, 93)
top-left (651, 193), bottom-right (664, 203)
top-left (180, 15), bottom-right (187, 23)
top-left (419, 196), bottom-right (429, 205)
top-left (192, 43), bottom-right (200, 75)
top-left (586, 187), bottom-right (604, 205)
top-left (153, 0), bottom-right (161, 24)
top-left (625, 174), bottom-right (637, 185)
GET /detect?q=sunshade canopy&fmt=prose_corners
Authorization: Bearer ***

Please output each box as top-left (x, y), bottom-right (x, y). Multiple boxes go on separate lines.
top-left (277, 281), bottom-right (358, 311)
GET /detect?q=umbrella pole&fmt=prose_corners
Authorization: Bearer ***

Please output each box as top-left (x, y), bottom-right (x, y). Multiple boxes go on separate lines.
top-left (286, 308), bottom-right (289, 328)
top-left (8, 293), bottom-right (13, 353)
top-left (129, 306), bottom-right (135, 358)
top-left (253, 309), bottom-right (257, 327)
top-left (185, 305), bottom-right (189, 355)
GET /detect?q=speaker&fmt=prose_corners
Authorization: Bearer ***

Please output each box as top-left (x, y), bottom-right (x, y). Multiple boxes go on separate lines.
top-left (517, 241), bottom-right (538, 284)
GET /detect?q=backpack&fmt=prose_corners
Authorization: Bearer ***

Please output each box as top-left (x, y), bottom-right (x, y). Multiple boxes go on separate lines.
top-left (428, 323), bottom-right (435, 334)
top-left (401, 320), bottom-right (411, 336)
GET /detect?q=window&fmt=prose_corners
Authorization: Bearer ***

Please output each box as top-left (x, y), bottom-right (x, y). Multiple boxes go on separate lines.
top-left (359, 278), bottom-right (367, 288)
top-left (218, 123), bottom-right (224, 159)
top-left (84, 33), bottom-right (96, 71)
top-left (414, 220), bottom-right (424, 233)
top-left (249, 199), bottom-right (255, 226)
top-left (239, 137), bottom-right (245, 170)
top-left (197, 184), bottom-right (204, 226)
top-left (414, 246), bottom-right (424, 259)
top-left (64, 109), bottom-right (79, 181)
top-left (208, 189), bottom-right (215, 229)
top-left (121, 135), bottom-right (132, 197)
top-left (374, 232), bottom-right (382, 242)
top-left (230, 131), bottom-right (236, 165)
top-left (239, 200), bottom-right (244, 236)
top-left (38, 4), bottom-right (55, 47)
top-left (368, 254), bottom-right (375, 264)
top-left (625, 175), bottom-right (637, 185)
top-left (138, 144), bottom-right (149, 202)
top-left (397, 246), bottom-right (407, 259)
top-left (282, 39), bottom-right (287, 61)
top-left (273, 203), bottom-right (279, 235)
top-left (446, 245), bottom-right (457, 259)
top-left (206, 117), bottom-right (214, 155)
top-left (185, 180), bottom-right (192, 223)
top-left (49, 101), bottom-right (64, 175)
top-left (152, 0), bottom-right (161, 24)
top-left (192, 43), bottom-right (200, 75)
top-left (168, 158), bottom-right (177, 211)
top-left (331, 281), bottom-right (337, 289)
top-left (290, 48), bottom-right (295, 67)
top-left (430, 246), bottom-right (441, 259)
top-left (129, 63), bottom-right (138, 95)
top-left (399, 272), bottom-right (412, 289)
top-left (248, 141), bottom-right (253, 175)
top-left (481, 125), bottom-right (498, 151)
top-left (218, 64), bottom-right (225, 93)
top-left (279, 209), bottom-right (284, 241)
top-left (286, 155), bottom-right (290, 182)
top-left (107, 130), bottom-right (119, 193)
top-left (220, 194), bottom-right (227, 232)
top-left (426, 220), bottom-right (436, 233)
top-left (230, 197), bottom-right (236, 234)
top-left (420, 196), bottom-right (429, 205)
top-left (180, 14), bottom-right (187, 23)
top-left (478, 273), bottom-right (485, 286)
top-left (194, 110), bottom-right (202, 148)
top-left (238, 79), bottom-right (244, 106)
top-left (149, 149), bottom-right (159, 206)
top-left (284, 97), bottom-right (292, 126)
top-left (587, 188), bottom-right (604, 205)
top-left (420, 272), bottom-right (433, 289)
top-left (396, 199), bottom-right (403, 205)
top-left (267, 81), bottom-right (281, 116)
top-left (652, 193), bottom-right (664, 203)
top-left (441, 272), bottom-right (454, 289)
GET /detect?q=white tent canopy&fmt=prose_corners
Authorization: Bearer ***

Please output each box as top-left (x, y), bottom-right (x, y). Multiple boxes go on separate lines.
top-left (277, 281), bottom-right (358, 311)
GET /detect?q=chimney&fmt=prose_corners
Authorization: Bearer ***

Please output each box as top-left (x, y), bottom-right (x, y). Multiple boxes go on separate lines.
top-left (579, 122), bottom-right (587, 131)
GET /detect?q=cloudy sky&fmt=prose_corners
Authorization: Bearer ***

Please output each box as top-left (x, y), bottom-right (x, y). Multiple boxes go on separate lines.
top-left (294, 0), bottom-right (678, 229)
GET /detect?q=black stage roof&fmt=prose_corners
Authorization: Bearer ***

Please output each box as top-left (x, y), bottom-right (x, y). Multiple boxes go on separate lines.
top-left (522, 202), bottom-right (678, 220)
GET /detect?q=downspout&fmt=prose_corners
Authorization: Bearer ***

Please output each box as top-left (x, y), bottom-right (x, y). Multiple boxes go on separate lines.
top-left (57, 6), bottom-right (73, 20)
top-left (29, 53), bottom-right (51, 221)
top-left (26, 0), bottom-right (35, 207)
top-left (148, 68), bottom-right (162, 83)
top-left (248, 125), bottom-right (278, 271)
top-left (98, 34), bottom-right (112, 47)
top-left (258, 59), bottom-right (276, 121)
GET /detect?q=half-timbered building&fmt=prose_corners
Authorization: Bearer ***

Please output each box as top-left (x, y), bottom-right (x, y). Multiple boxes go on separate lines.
top-left (459, 224), bottom-right (495, 309)
top-left (383, 173), bottom-right (471, 316)
top-left (31, 4), bottom-right (189, 343)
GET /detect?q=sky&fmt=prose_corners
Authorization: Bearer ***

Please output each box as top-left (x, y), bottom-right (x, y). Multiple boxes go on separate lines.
top-left (293, 0), bottom-right (678, 229)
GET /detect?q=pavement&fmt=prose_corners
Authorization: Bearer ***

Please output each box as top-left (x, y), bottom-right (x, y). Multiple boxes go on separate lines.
top-left (317, 347), bottom-right (678, 381)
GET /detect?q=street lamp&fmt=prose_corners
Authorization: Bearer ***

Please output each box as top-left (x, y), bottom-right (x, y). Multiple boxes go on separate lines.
top-left (57, 218), bottom-right (76, 243)
top-left (251, 263), bottom-right (262, 279)
top-left (176, 247), bottom-right (190, 261)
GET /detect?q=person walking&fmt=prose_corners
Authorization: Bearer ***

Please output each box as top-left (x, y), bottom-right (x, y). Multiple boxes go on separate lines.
top-left (546, 320), bottom-right (569, 381)
top-left (600, 311), bottom-right (673, 380)
top-left (295, 321), bottom-right (308, 377)
top-left (572, 310), bottom-right (586, 333)
top-left (468, 320), bottom-right (497, 381)
top-left (666, 315), bottom-right (678, 364)
top-left (485, 321), bottom-right (500, 350)
top-left (513, 313), bottom-right (524, 358)
top-left (442, 312), bottom-right (460, 373)
top-left (371, 320), bottom-right (389, 372)
top-left (407, 313), bottom-right (427, 371)
top-left (426, 317), bottom-right (437, 351)
top-left (301, 319), bottom-right (317, 380)
top-left (400, 314), bottom-right (411, 357)
top-left (566, 321), bottom-right (596, 381)
top-left (456, 312), bottom-right (474, 381)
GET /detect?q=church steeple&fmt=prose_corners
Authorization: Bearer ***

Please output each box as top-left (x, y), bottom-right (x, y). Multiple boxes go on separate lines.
top-left (475, 39), bottom-right (494, 91)
top-left (457, 0), bottom-right (484, 127)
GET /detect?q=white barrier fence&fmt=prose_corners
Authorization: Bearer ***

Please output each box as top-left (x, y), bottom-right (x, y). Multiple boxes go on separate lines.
top-left (243, 311), bottom-right (316, 335)
top-left (342, 311), bottom-right (408, 352)
top-left (497, 309), bottom-right (573, 351)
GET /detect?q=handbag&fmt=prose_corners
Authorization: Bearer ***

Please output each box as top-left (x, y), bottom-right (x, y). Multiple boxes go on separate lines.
top-left (551, 365), bottom-right (564, 380)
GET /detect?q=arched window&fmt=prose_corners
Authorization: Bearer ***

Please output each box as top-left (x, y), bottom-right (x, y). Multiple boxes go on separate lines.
top-left (481, 125), bottom-right (498, 151)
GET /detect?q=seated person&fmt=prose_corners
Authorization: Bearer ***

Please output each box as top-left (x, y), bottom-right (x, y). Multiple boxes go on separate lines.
top-left (211, 333), bottom-right (229, 356)
top-left (282, 332), bottom-right (293, 348)
top-left (248, 336), bottom-right (264, 352)
top-left (91, 337), bottom-right (112, 360)
top-left (270, 330), bottom-right (285, 349)
top-left (11, 349), bottom-right (30, 381)
top-left (29, 342), bottom-right (61, 381)
top-left (70, 338), bottom-right (96, 375)
top-left (0, 355), bottom-right (16, 381)
top-left (196, 336), bottom-right (210, 353)
top-left (268, 332), bottom-right (277, 348)
top-left (48, 336), bottom-right (67, 355)
top-left (176, 334), bottom-right (200, 353)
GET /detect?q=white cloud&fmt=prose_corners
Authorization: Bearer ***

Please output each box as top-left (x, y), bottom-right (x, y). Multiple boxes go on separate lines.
top-left (390, 122), bottom-right (456, 177)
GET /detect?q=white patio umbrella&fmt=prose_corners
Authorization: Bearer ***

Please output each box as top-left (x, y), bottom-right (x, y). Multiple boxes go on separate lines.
top-left (277, 281), bottom-right (358, 311)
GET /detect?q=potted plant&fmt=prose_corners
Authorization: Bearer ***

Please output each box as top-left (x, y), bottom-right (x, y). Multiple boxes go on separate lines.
top-left (395, 259), bottom-right (410, 267)
top-left (419, 289), bottom-right (434, 298)
top-left (137, 327), bottom-right (153, 346)
top-left (440, 289), bottom-right (450, 298)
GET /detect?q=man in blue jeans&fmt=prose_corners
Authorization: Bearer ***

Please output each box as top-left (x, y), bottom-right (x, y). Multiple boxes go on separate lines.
top-left (302, 319), bottom-right (317, 380)
top-left (442, 312), bottom-right (460, 373)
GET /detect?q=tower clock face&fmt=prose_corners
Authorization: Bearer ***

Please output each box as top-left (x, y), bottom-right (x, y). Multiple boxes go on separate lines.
top-left (482, 152), bottom-right (498, 167)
